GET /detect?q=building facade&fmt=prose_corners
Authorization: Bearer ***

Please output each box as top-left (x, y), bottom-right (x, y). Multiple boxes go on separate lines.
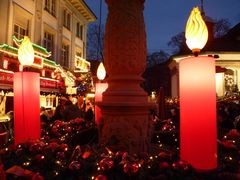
top-left (0, 0), bottom-right (96, 69)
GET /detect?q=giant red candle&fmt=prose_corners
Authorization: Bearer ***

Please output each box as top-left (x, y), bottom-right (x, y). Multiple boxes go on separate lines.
top-left (179, 7), bottom-right (217, 171)
top-left (95, 82), bottom-right (108, 125)
top-left (14, 36), bottom-right (40, 145)
top-left (179, 56), bottom-right (217, 170)
top-left (95, 62), bottom-right (107, 126)
top-left (14, 72), bottom-right (40, 145)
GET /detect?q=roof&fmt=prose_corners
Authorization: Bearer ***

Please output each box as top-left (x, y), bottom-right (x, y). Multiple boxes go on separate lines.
top-left (13, 36), bottom-right (51, 58)
top-left (68, 0), bottom-right (97, 22)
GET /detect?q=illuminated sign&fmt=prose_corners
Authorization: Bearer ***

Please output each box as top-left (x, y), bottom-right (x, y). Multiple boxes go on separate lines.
top-left (75, 56), bottom-right (90, 72)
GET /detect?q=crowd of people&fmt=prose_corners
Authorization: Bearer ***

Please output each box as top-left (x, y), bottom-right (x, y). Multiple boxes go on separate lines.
top-left (151, 97), bottom-right (240, 135)
top-left (40, 99), bottom-right (94, 124)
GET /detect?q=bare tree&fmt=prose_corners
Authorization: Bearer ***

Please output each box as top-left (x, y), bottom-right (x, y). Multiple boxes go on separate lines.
top-left (147, 50), bottom-right (169, 67)
top-left (87, 23), bottom-right (104, 61)
top-left (214, 19), bottom-right (231, 38)
top-left (167, 32), bottom-right (185, 54)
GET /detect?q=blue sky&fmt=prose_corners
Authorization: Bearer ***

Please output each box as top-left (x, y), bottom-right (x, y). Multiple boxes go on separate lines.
top-left (85, 0), bottom-right (240, 54)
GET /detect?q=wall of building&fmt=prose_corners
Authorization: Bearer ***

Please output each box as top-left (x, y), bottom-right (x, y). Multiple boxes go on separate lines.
top-left (0, 0), bottom-right (91, 69)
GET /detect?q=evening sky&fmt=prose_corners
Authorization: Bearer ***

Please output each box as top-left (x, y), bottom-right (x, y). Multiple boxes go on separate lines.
top-left (85, 0), bottom-right (240, 54)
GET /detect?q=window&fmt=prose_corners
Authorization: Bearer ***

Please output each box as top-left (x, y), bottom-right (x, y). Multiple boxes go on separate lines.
top-left (14, 24), bottom-right (28, 40)
top-left (76, 22), bottom-right (83, 40)
top-left (43, 31), bottom-right (54, 59)
top-left (62, 44), bottom-right (69, 67)
top-left (45, 0), bottom-right (56, 16)
top-left (76, 51), bottom-right (82, 57)
top-left (63, 9), bottom-right (71, 30)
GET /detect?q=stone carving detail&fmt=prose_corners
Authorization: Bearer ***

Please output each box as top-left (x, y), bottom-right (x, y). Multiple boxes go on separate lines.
top-left (99, 110), bottom-right (152, 153)
top-left (104, 0), bottom-right (146, 75)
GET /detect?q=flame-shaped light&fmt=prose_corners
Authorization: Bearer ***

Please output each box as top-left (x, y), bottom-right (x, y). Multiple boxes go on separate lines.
top-left (185, 7), bottom-right (208, 53)
top-left (18, 36), bottom-right (35, 66)
top-left (97, 62), bottom-right (106, 80)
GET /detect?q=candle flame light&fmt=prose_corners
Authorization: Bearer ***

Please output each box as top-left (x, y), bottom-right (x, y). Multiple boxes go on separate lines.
top-left (97, 62), bottom-right (106, 80)
top-left (185, 7), bottom-right (208, 54)
top-left (18, 36), bottom-right (35, 66)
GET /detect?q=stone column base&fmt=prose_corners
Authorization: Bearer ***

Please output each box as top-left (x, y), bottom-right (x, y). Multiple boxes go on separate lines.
top-left (98, 102), bottom-right (154, 154)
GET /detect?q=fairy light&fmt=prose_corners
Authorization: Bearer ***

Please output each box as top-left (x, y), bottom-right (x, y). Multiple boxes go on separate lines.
top-left (23, 162), bottom-right (30, 166)
top-left (3, 60), bottom-right (8, 69)
top-left (56, 160), bottom-right (61, 165)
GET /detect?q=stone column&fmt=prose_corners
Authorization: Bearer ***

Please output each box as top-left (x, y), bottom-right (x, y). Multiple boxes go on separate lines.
top-left (99, 0), bottom-right (152, 154)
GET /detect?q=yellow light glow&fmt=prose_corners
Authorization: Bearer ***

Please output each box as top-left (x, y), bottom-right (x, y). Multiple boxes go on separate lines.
top-left (185, 7), bottom-right (208, 53)
top-left (18, 36), bottom-right (35, 66)
top-left (97, 62), bottom-right (106, 80)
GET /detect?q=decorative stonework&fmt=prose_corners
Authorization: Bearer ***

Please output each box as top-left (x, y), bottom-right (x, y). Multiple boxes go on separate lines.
top-left (98, 0), bottom-right (152, 154)
top-left (104, 0), bottom-right (146, 75)
top-left (99, 105), bottom-right (153, 153)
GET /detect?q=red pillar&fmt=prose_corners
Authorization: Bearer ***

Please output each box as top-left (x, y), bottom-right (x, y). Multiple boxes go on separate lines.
top-left (14, 72), bottom-right (40, 145)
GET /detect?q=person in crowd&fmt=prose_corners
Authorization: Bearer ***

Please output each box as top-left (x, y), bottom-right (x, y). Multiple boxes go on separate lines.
top-left (85, 105), bottom-right (94, 123)
top-left (51, 104), bottom-right (64, 121)
top-left (40, 107), bottom-right (49, 123)
top-left (217, 108), bottom-right (234, 130)
top-left (63, 100), bottom-right (82, 121)
top-left (170, 107), bottom-right (180, 126)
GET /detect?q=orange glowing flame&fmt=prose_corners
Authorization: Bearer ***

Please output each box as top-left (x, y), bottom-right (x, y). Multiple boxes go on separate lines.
top-left (97, 62), bottom-right (106, 80)
top-left (185, 7), bottom-right (208, 53)
top-left (18, 36), bottom-right (35, 66)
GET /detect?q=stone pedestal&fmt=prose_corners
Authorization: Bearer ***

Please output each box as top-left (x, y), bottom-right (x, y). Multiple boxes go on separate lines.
top-left (98, 0), bottom-right (152, 154)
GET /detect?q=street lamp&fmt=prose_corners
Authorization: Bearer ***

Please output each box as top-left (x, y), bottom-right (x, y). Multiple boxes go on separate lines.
top-left (14, 36), bottom-right (41, 145)
top-left (179, 7), bottom-right (217, 171)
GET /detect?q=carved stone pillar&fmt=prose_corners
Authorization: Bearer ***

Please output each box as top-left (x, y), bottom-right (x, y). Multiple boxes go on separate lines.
top-left (99, 0), bottom-right (152, 154)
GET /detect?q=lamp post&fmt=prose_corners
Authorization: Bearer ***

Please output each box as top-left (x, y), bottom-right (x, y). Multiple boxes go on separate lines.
top-left (14, 36), bottom-right (40, 145)
top-left (95, 62), bottom-right (108, 126)
top-left (180, 7), bottom-right (217, 171)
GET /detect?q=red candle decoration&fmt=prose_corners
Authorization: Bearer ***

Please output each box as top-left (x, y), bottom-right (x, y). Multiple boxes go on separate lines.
top-left (95, 62), bottom-right (108, 125)
top-left (14, 36), bottom-right (40, 145)
top-left (180, 7), bottom-right (217, 171)
top-left (14, 72), bottom-right (40, 145)
top-left (179, 56), bottom-right (217, 170)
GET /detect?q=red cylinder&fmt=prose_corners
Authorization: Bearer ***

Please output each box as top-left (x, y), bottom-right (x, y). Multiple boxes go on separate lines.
top-left (179, 56), bottom-right (217, 171)
top-left (14, 72), bottom-right (40, 145)
top-left (95, 83), bottom-right (108, 125)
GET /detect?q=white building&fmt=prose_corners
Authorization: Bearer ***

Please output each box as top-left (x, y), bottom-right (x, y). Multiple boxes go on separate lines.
top-left (0, 0), bottom-right (96, 69)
